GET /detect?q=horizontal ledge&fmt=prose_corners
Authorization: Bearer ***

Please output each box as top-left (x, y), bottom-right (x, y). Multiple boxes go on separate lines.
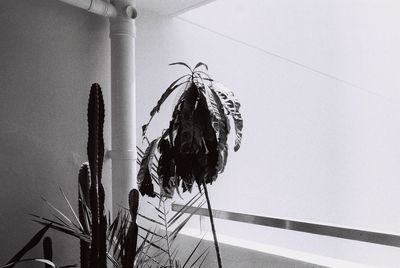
top-left (171, 203), bottom-right (400, 248)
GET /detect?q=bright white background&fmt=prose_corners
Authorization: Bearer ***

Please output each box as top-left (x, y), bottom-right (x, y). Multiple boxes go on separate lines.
top-left (136, 1), bottom-right (400, 267)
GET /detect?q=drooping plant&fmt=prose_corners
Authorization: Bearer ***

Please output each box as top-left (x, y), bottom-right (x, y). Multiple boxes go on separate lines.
top-left (138, 62), bottom-right (243, 268)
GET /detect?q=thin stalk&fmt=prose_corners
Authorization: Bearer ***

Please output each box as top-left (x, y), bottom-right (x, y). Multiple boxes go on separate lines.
top-left (202, 181), bottom-right (222, 268)
top-left (162, 199), bottom-right (173, 267)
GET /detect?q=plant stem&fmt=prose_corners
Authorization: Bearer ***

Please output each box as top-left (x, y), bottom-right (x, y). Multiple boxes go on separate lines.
top-left (202, 181), bottom-right (222, 268)
top-left (162, 198), bottom-right (173, 267)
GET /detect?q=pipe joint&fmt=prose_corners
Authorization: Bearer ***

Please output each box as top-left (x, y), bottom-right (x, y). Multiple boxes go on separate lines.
top-left (125, 5), bottom-right (137, 19)
top-left (57, 0), bottom-right (117, 17)
top-left (109, 0), bottom-right (137, 37)
top-left (88, 0), bottom-right (118, 17)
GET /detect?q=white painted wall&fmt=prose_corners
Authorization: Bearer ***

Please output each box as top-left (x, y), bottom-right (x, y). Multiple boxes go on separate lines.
top-left (135, 2), bottom-right (400, 267)
top-left (0, 0), bottom-right (111, 266)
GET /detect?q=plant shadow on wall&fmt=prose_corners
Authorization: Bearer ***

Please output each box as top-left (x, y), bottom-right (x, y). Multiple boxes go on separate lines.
top-left (3, 62), bottom-right (242, 268)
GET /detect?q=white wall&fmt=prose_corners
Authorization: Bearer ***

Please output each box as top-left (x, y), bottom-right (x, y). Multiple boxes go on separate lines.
top-left (135, 3), bottom-right (400, 267)
top-left (0, 0), bottom-right (111, 266)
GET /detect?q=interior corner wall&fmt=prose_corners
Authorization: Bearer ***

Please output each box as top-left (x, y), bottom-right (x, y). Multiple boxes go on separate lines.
top-left (0, 0), bottom-right (111, 266)
top-left (135, 9), bottom-right (400, 268)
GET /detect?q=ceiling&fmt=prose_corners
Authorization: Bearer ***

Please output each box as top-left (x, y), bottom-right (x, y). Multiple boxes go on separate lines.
top-left (179, 0), bottom-right (400, 101)
top-left (135, 0), bottom-right (400, 101)
top-left (136, 0), bottom-right (215, 16)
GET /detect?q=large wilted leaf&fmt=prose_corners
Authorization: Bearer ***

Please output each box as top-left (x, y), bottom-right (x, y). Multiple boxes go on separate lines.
top-left (137, 138), bottom-right (160, 197)
top-left (175, 82), bottom-right (199, 154)
top-left (158, 138), bottom-right (177, 198)
top-left (192, 93), bottom-right (218, 185)
top-left (203, 85), bottom-right (230, 173)
top-left (211, 82), bottom-right (243, 151)
top-left (203, 85), bottom-right (221, 138)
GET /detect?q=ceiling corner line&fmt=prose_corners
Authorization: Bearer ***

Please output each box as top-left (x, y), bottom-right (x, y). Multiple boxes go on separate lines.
top-left (167, 0), bottom-right (216, 18)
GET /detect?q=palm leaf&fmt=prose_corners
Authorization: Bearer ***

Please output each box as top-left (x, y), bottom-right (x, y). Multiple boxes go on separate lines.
top-left (137, 234), bottom-right (168, 254)
top-left (182, 234), bottom-right (205, 267)
top-left (170, 201), bottom-right (206, 241)
top-left (198, 251), bottom-right (210, 268)
top-left (5, 223), bottom-right (52, 268)
top-left (41, 196), bottom-right (81, 231)
top-left (138, 225), bottom-right (164, 239)
top-left (168, 192), bottom-right (203, 227)
top-left (189, 246), bottom-right (210, 268)
top-left (59, 188), bottom-right (84, 232)
top-left (138, 213), bottom-right (164, 226)
top-left (3, 258), bottom-right (56, 268)
top-left (32, 220), bottom-right (90, 242)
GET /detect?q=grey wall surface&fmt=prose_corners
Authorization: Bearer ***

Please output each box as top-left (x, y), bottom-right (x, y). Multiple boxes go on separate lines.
top-left (0, 0), bottom-right (111, 266)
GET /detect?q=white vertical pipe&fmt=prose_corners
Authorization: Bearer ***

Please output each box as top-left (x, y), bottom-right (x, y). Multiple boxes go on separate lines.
top-left (109, 0), bottom-right (137, 214)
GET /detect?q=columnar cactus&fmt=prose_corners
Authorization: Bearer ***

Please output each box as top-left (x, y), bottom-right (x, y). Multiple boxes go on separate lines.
top-left (86, 83), bottom-right (107, 268)
top-left (78, 163), bottom-right (91, 268)
top-left (122, 189), bottom-right (139, 268)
